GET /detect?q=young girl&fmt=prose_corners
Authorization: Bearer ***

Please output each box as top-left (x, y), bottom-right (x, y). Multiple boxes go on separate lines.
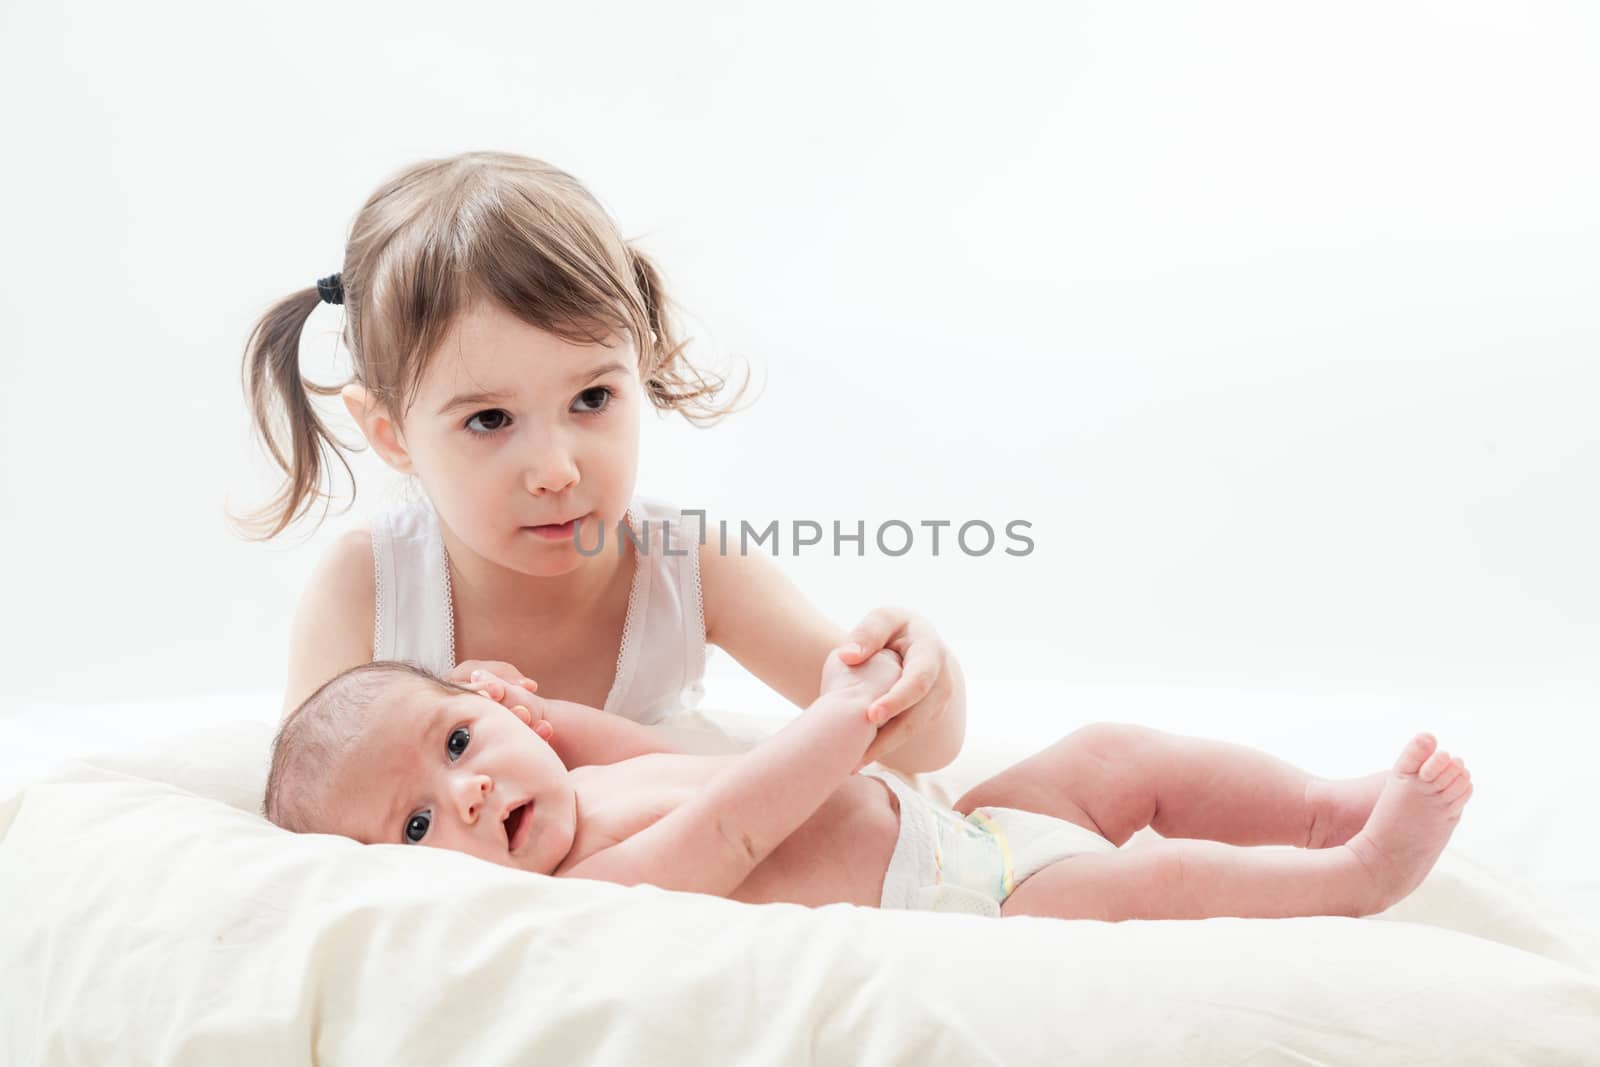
top-left (237, 150), bottom-right (965, 776)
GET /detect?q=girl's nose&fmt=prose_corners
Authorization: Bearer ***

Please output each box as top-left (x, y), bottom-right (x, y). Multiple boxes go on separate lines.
top-left (450, 772), bottom-right (493, 823)
top-left (523, 446), bottom-right (579, 496)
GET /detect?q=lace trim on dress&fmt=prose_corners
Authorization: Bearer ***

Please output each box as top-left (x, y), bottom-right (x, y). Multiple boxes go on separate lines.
top-left (687, 509), bottom-right (708, 693)
top-left (438, 505), bottom-right (645, 705)
top-left (372, 528), bottom-right (387, 661)
top-left (609, 502), bottom-right (648, 712)
top-left (440, 523), bottom-right (456, 670)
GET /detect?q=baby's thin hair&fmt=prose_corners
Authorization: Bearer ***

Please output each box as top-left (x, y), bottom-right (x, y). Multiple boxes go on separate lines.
top-left (263, 660), bottom-right (464, 833)
top-left (233, 150), bottom-right (750, 540)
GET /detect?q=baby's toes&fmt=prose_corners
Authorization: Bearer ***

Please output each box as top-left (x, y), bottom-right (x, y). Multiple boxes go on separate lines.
top-left (1418, 747), bottom-right (1454, 784)
top-left (1441, 777), bottom-right (1473, 811)
top-left (1431, 757), bottom-right (1467, 792)
top-left (1395, 733), bottom-right (1439, 776)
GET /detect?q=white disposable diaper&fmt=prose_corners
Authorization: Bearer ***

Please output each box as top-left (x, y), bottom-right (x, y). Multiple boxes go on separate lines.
top-left (866, 769), bottom-right (1117, 917)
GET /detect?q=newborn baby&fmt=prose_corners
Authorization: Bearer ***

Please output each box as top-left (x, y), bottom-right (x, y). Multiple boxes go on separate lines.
top-left (264, 652), bottom-right (1472, 920)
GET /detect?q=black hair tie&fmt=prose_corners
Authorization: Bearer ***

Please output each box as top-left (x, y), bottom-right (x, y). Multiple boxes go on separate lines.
top-left (316, 273), bottom-right (344, 306)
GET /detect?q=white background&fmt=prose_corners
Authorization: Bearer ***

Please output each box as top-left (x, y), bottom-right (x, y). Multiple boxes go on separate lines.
top-left (1, 1), bottom-right (1595, 760)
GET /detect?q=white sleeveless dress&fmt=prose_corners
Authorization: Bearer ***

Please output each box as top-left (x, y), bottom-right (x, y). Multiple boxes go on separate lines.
top-left (369, 495), bottom-right (708, 724)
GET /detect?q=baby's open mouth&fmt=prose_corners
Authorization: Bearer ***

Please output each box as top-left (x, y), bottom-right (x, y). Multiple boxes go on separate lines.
top-left (503, 800), bottom-right (534, 853)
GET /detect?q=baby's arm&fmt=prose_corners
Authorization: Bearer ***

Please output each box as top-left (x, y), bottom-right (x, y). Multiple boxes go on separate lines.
top-left (560, 650), bottom-right (899, 894)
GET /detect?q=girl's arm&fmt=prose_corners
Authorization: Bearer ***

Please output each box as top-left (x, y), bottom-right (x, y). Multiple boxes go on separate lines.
top-left (560, 652), bottom-right (896, 893)
top-left (281, 530), bottom-right (379, 719)
top-left (540, 697), bottom-right (685, 764)
top-left (698, 533), bottom-right (966, 773)
top-left (455, 669), bottom-right (684, 766)
top-left (697, 534), bottom-right (844, 710)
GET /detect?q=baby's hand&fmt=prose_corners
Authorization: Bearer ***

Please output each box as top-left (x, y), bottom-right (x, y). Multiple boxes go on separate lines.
top-left (819, 647), bottom-right (903, 722)
top-left (837, 607), bottom-right (966, 769)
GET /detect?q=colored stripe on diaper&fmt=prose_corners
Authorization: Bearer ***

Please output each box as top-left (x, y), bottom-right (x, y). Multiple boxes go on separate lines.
top-left (966, 811), bottom-right (1014, 897)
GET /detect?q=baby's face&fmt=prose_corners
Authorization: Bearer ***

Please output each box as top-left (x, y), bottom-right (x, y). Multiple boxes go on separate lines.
top-left (320, 678), bottom-right (577, 875)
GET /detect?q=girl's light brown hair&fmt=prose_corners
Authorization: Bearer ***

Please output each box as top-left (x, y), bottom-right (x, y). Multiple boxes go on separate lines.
top-left (235, 150), bottom-right (745, 539)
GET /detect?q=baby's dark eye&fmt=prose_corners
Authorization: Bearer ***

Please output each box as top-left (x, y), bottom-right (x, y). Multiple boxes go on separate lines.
top-left (404, 811), bottom-right (431, 844)
top-left (465, 409), bottom-right (511, 435)
top-left (447, 726), bottom-right (471, 760)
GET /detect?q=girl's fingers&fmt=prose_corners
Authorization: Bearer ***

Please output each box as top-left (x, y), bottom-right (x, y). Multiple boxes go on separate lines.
top-left (451, 660), bottom-right (530, 686)
top-left (838, 632), bottom-right (883, 664)
top-left (468, 671), bottom-right (541, 714)
top-left (484, 660), bottom-right (524, 677)
top-left (511, 702), bottom-right (554, 737)
top-left (860, 713), bottom-right (914, 767)
top-left (509, 701), bottom-right (554, 742)
top-left (840, 606), bottom-right (908, 663)
top-left (501, 680), bottom-right (539, 711)
top-left (469, 672), bottom-right (506, 701)
top-left (877, 665), bottom-right (935, 715)
top-left (868, 656), bottom-right (938, 722)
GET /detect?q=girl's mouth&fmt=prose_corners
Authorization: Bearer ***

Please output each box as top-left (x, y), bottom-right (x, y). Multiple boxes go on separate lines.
top-left (524, 515), bottom-right (587, 540)
top-left (504, 801), bottom-right (534, 853)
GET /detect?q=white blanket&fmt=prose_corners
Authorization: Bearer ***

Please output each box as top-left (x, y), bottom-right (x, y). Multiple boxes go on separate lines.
top-left (2, 701), bottom-right (1597, 1065)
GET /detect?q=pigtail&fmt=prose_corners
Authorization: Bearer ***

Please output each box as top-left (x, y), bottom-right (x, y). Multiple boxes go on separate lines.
top-left (627, 245), bottom-right (753, 425)
top-left (231, 287), bottom-right (357, 540)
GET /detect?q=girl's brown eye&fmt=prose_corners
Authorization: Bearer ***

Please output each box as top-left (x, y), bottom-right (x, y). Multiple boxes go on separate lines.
top-left (447, 726), bottom-right (470, 760)
top-left (465, 410), bottom-right (510, 434)
top-left (573, 386), bottom-right (613, 413)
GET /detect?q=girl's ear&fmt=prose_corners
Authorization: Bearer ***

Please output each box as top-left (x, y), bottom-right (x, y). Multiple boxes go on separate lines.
top-left (341, 384), bottom-right (415, 474)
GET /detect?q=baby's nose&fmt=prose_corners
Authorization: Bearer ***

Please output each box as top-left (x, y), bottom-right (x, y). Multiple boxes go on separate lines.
top-left (452, 773), bottom-right (493, 821)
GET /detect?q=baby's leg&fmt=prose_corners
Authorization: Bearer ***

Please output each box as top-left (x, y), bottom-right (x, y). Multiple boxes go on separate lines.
top-left (1000, 733), bottom-right (1471, 920)
top-left (955, 723), bottom-right (1382, 848)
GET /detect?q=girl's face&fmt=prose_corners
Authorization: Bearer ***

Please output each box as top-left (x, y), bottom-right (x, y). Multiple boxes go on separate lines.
top-left (397, 300), bottom-right (643, 578)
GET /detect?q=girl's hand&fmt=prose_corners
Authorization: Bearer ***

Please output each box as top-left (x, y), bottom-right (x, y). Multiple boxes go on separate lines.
top-left (819, 647), bottom-right (903, 707)
top-left (836, 607), bottom-right (963, 768)
top-left (447, 660), bottom-right (553, 741)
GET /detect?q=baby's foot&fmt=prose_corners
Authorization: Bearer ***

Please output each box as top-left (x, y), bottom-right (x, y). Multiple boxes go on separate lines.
top-left (1343, 733), bottom-right (1472, 914)
top-left (1303, 771), bottom-right (1386, 848)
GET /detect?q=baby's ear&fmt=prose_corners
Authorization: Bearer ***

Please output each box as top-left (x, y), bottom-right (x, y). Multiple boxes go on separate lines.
top-left (341, 383), bottom-right (415, 474)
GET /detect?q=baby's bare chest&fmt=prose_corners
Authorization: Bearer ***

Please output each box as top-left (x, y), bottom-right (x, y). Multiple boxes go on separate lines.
top-left (567, 758), bottom-right (901, 906)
